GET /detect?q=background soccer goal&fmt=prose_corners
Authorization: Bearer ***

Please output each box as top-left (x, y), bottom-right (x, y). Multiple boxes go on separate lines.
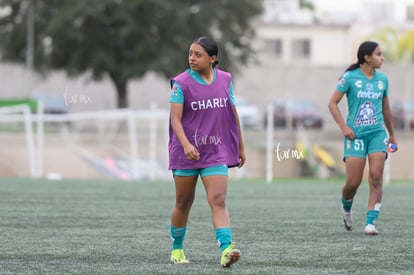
top-left (0, 102), bottom-right (170, 180)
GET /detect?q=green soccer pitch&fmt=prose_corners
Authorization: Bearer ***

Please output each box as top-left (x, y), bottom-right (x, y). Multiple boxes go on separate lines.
top-left (1, 177), bottom-right (413, 274)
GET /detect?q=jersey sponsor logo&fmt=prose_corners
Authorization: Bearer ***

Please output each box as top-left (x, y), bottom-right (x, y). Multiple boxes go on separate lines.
top-left (354, 80), bottom-right (362, 88)
top-left (354, 101), bottom-right (377, 127)
top-left (190, 97), bottom-right (229, 111)
top-left (357, 90), bottom-right (381, 99)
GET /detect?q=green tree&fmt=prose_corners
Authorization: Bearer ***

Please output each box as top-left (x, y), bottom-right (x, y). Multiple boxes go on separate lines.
top-left (0, 0), bottom-right (263, 108)
top-left (369, 27), bottom-right (414, 64)
top-left (397, 29), bottom-right (414, 62)
top-left (299, 0), bottom-right (314, 11)
top-left (368, 27), bottom-right (400, 62)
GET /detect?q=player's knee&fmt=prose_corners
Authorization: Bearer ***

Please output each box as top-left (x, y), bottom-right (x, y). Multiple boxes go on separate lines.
top-left (208, 193), bottom-right (226, 208)
top-left (369, 174), bottom-right (383, 188)
top-left (176, 197), bottom-right (194, 211)
top-left (344, 180), bottom-right (361, 193)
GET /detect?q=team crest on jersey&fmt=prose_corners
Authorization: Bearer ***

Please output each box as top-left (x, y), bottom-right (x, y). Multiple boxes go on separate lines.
top-left (378, 81), bottom-right (384, 90)
top-left (171, 84), bottom-right (178, 95)
top-left (354, 101), bottom-right (377, 127)
top-left (366, 82), bottom-right (374, 91)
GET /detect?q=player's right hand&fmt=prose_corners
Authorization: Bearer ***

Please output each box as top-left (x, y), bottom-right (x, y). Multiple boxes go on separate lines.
top-left (184, 144), bottom-right (200, 161)
top-left (341, 125), bottom-right (355, 140)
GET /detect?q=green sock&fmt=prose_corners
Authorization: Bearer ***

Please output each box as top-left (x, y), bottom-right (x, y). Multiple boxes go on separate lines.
top-left (170, 225), bottom-right (186, 250)
top-left (341, 197), bottom-right (353, 212)
top-left (215, 227), bottom-right (232, 252)
top-left (366, 210), bottom-right (379, 225)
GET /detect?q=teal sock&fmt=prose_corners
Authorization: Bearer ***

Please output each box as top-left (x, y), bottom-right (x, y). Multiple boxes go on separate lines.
top-left (366, 210), bottom-right (379, 225)
top-left (341, 197), bottom-right (353, 212)
top-left (170, 225), bottom-right (186, 250)
top-left (215, 227), bottom-right (232, 252)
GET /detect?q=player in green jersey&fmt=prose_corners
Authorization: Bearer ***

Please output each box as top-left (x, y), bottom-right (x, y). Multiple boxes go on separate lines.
top-left (328, 41), bottom-right (398, 235)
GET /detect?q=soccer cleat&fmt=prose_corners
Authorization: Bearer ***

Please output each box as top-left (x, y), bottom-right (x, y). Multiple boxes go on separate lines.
top-left (364, 224), bottom-right (379, 235)
top-left (170, 249), bottom-right (189, 264)
top-left (341, 205), bottom-right (353, 231)
top-left (220, 242), bottom-right (240, 268)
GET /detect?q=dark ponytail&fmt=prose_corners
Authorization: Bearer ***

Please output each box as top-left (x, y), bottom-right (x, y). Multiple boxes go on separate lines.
top-left (344, 41), bottom-right (379, 73)
top-left (193, 36), bottom-right (219, 67)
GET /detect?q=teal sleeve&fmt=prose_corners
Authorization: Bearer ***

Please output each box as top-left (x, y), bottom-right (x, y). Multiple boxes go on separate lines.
top-left (169, 81), bottom-right (184, 104)
top-left (170, 79), bottom-right (234, 105)
top-left (336, 73), bottom-right (350, 93)
top-left (384, 77), bottom-right (389, 97)
top-left (229, 81), bottom-right (235, 105)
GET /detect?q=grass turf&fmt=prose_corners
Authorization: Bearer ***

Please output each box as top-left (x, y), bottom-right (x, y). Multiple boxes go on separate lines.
top-left (0, 177), bottom-right (413, 274)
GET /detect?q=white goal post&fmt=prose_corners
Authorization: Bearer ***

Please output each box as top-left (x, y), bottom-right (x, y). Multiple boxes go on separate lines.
top-left (0, 104), bottom-right (39, 177)
top-left (0, 103), bottom-right (170, 180)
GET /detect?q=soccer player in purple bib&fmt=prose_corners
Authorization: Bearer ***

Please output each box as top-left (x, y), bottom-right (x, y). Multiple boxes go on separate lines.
top-left (168, 36), bottom-right (246, 267)
top-left (328, 41), bottom-right (397, 235)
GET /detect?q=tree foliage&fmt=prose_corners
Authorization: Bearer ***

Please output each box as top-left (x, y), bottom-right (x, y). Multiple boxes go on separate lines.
top-left (370, 27), bottom-right (414, 64)
top-left (397, 29), bottom-right (414, 62)
top-left (299, 0), bottom-right (314, 11)
top-left (368, 27), bottom-right (400, 62)
top-left (0, 0), bottom-right (263, 108)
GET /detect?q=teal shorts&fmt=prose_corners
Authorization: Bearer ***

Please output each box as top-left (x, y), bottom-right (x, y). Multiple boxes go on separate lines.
top-left (343, 129), bottom-right (388, 160)
top-left (172, 165), bottom-right (228, 178)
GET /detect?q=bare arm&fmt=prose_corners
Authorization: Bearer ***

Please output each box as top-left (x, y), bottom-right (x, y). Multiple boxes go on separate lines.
top-left (232, 105), bottom-right (246, 168)
top-left (382, 96), bottom-right (398, 149)
top-left (170, 103), bottom-right (200, 160)
top-left (328, 90), bottom-right (355, 140)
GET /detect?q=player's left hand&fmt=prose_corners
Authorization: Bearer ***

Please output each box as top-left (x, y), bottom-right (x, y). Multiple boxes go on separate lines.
top-left (238, 151), bottom-right (246, 168)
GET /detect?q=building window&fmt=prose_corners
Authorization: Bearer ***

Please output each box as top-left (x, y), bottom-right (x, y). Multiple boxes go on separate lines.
top-left (264, 39), bottom-right (283, 57)
top-left (292, 39), bottom-right (311, 59)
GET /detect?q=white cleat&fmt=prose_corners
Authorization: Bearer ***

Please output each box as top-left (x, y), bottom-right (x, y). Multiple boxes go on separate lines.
top-left (341, 205), bottom-right (353, 231)
top-left (364, 224), bottom-right (379, 235)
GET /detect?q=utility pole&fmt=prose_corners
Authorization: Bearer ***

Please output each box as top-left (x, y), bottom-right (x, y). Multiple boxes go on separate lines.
top-left (25, 0), bottom-right (34, 96)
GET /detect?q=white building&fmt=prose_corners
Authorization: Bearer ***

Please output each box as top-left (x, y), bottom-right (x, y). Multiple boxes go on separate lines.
top-left (257, 0), bottom-right (414, 66)
top-left (255, 22), bottom-right (352, 66)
